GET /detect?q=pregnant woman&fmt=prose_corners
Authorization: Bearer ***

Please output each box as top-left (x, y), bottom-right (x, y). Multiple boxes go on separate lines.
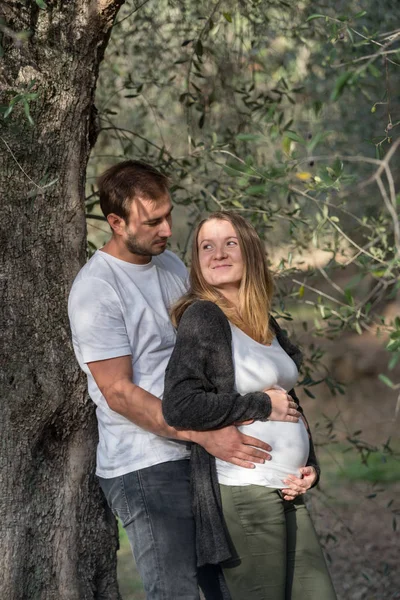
top-left (163, 211), bottom-right (336, 600)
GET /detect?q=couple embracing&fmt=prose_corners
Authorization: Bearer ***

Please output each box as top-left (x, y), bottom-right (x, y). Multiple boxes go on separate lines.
top-left (68, 160), bottom-right (336, 600)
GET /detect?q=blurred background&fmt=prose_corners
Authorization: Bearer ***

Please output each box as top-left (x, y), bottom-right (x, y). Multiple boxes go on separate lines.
top-left (86, 1), bottom-right (400, 598)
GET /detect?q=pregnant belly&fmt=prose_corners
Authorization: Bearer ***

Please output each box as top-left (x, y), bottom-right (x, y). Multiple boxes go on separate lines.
top-left (238, 419), bottom-right (310, 471)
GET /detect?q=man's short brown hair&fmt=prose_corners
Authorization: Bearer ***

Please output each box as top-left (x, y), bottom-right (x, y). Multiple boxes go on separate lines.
top-left (97, 160), bottom-right (170, 221)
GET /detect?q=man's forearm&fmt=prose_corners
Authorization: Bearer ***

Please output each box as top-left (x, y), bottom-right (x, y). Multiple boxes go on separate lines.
top-left (104, 378), bottom-right (195, 441)
top-left (104, 379), bottom-right (272, 467)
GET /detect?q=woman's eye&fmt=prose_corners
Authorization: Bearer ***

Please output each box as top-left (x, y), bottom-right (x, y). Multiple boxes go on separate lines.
top-left (227, 240), bottom-right (237, 246)
top-left (202, 244), bottom-right (212, 250)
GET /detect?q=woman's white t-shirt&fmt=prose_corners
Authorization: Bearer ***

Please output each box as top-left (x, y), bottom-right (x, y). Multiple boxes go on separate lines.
top-left (216, 324), bottom-right (310, 488)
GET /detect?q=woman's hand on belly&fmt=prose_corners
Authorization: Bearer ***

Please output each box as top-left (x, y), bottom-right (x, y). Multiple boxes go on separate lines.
top-left (265, 387), bottom-right (301, 423)
top-left (281, 466), bottom-right (317, 501)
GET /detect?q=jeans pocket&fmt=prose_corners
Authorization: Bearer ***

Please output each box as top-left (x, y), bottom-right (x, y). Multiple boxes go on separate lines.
top-left (98, 475), bottom-right (131, 526)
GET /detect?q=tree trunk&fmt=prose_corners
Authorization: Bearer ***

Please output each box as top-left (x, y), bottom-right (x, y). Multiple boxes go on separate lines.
top-left (0, 1), bottom-right (124, 598)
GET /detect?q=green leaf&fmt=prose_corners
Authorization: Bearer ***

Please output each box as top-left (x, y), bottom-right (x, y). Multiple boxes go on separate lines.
top-left (313, 100), bottom-right (323, 116)
top-left (332, 157), bottom-right (343, 177)
top-left (282, 136), bottom-right (292, 156)
top-left (354, 10), bottom-right (367, 18)
top-left (23, 99), bottom-right (34, 126)
top-left (368, 63), bottom-right (380, 78)
top-left (222, 12), bottom-right (232, 23)
top-left (224, 161), bottom-right (248, 176)
top-left (35, 0), bottom-right (48, 9)
top-left (346, 26), bottom-right (354, 44)
top-left (387, 340), bottom-right (400, 352)
top-left (284, 130), bottom-right (305, 144)
top-left (4, 105), bottom-right (13, 119)
top-left (344, 288), bottom-right (354, 305)
top-left (231, 199), bottom-right (243, 208)
top-left (331, 72), bottom-right (353, 101)
top-left (195, 40), bottom-right (203, 57)
top-left (306, 14), bottom-right (326, 22)
top-left (378, 374), bottom-right (394, 389)
top-left (307, 131), bottom-right (325, 152)
top-left (246, 184), bottom-right (266, 195)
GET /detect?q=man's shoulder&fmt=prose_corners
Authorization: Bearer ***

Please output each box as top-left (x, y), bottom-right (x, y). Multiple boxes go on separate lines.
top-left (69, 252), bottom-right (117, 301)
top-left (72, 251), bottom-right (108, 282)
top-left (153, 250), bottom-right (188, 280)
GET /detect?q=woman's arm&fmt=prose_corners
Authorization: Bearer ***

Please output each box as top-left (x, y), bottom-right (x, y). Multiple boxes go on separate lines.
top-left (163, 301), bottom-right (272, 430)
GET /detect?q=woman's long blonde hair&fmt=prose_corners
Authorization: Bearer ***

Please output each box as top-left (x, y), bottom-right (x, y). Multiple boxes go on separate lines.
top-left (171, 211), bottom-right (274, 344)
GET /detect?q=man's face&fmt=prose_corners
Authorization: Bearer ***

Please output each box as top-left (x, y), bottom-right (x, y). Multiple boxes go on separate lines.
top-left (123, 193), bottom-right (173, 257)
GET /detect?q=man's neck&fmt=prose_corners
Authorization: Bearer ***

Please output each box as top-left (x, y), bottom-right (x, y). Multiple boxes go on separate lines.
top-left (100, 238), bottom-right (151, 265)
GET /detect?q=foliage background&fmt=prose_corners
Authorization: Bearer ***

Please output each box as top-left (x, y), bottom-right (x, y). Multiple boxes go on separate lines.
top-left (3, 0), bottom-right (398, 597)
top-left (82, 1), bottom-right (400, 598)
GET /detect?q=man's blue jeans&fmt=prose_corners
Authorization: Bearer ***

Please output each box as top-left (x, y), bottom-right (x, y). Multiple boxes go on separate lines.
top-left (98, 459), bottom-right (223, 600)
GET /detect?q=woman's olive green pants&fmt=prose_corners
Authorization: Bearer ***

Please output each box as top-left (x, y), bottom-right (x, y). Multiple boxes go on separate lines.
top-left (220, 485), bottom-right (337, 600)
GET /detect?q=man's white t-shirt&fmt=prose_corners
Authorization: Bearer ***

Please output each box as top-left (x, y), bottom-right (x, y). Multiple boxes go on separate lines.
top-left (68, 249), bottom-right (191, 478)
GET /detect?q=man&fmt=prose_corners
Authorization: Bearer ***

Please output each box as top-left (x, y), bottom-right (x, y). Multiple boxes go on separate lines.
top-left (68, 161), bottom-right (271, 599)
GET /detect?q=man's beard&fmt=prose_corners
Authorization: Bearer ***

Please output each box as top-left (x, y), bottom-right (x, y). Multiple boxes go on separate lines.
top-left (125, 232), bottom-right (167, 257)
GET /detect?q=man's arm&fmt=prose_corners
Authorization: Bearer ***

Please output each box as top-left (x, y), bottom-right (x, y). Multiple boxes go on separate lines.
top-left (88, 355), bottom-right (272, 468)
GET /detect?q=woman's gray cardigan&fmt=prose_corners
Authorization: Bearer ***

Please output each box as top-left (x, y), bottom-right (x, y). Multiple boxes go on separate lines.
top-left (163, 300), bottom-right (320, 568)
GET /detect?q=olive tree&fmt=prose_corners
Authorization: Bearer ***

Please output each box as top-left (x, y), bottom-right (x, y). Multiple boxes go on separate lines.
top-left (0, 1), bottom-right (125, 598)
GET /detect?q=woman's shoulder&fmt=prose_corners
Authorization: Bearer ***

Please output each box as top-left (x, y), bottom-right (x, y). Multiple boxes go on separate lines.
top-left (179, 300), bottom-right (231, 333)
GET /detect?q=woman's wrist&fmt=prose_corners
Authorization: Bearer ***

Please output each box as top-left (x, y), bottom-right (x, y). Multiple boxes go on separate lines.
top-left (263, 392), bottom-right (272, 418)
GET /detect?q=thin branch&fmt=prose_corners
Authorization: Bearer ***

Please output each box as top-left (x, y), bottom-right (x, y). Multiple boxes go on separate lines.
top-left (113, 0), bottom-right (151, 27)
top-left (317, 266), bottom-right (347, 297)
top-left (292, 279), bottom-right (346, 307)
top-left (290, 186), bottom-right (389, 266)
top-left (342, 236), bottom-right (383, 267)
top-left (185, 0), bottom-right (223, 153)
top-left (331, 48), bottom-right (400, 68)
top-left (0, 136), bottom-right (58, 191)
top-left (376, 176), bottom-right (400, 256)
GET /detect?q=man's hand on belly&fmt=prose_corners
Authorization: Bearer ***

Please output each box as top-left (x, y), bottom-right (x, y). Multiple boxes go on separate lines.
top-left (192, 426), bottom-right (272, 469)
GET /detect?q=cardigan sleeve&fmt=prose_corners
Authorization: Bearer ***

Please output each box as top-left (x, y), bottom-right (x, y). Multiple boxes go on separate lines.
top-left (288, 387), bottom-right (320, 486)
top-left (163, 301), bottom-right (272, 430)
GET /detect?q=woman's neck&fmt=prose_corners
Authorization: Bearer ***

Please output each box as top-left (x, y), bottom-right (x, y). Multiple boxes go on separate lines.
top-left (219, 287), bottom-right (240, 308)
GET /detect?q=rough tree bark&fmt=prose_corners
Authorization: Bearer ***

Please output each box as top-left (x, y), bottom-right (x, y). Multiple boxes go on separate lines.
top-left (0, 1), bottom-right (125, 598)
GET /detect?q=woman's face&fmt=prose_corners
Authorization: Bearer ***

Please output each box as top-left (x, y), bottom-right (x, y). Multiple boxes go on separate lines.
top-left (197, 219), bottom-right (244, 294)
